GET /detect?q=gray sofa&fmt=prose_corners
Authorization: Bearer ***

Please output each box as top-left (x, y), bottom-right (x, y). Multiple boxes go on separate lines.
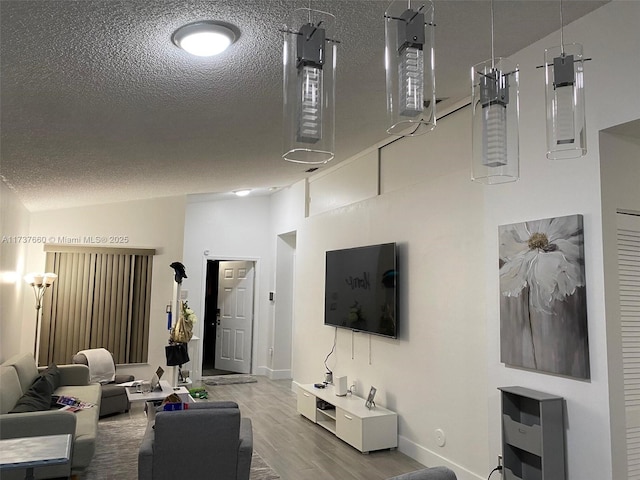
top-left (71, 351), bottom-right (134, 417)
top-left (388, 466), bottom-right (457, 480)
top-left (0, 353), bottom-right (100, 479)
top-left (138, 401), bottom-right (253, 480)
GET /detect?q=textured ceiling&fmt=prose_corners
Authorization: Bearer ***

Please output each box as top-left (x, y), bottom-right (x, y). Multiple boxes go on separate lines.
top-left (1, 0), bottom-right (608, 211)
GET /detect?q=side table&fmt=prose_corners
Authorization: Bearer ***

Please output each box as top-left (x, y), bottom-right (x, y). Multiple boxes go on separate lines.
top-left (125, 379), bottom-right (192, 404)
top-left (0, 434), bottom-right (72, 480)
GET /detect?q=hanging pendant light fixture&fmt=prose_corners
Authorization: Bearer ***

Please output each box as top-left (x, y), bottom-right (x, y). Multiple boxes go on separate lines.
top-left (543, 0), bottom-right (587, 160)
top-left (282, 7), bottom-right (338, 165)
top-left (384, 0), bottom-right (436, 136)
top-left (471, 0), bottom-right (519, 185)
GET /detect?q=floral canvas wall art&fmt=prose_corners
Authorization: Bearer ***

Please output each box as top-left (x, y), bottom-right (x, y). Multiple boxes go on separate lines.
top-left (499, 214), bottom-right (590, 379)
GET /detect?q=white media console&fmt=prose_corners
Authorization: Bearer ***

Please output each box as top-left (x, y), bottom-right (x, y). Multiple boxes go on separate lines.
top-left (296, 382), bottom-right (398, 453)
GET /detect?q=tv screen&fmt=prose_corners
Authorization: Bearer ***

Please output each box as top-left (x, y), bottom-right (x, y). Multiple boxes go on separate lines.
top-left (324, 243), bottom-right (398, 338)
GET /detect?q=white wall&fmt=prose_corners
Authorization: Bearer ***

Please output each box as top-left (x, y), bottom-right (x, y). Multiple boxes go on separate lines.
top-left (0, 181), bottom-right (30, 362)
top-left (292, 106), bottom-right (489, 479)
top-left (267, 181), bottom-right (307, 379)
top-left (271, 232), bottom-right (296, 379)
top-left (484, 2), bottom-right (640, 479)
top-left (182, 195), bottom-right (273, 379)
top-left (287, 3), bottom-right (640, 479)
top-left (308, 148), bottom-right (379, 216)
top-left (269, 180), bottom-right (307, 236)
top-left (600, 125), bottom-right (640, 480)
top-left (25, 196), bottom-right (186, 380)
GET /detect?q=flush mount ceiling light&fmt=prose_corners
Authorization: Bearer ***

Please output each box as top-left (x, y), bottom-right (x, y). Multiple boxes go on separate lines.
top-left (172, 21), bottom-right (238, 57)
top-left (234, 189), bottom-right (251, 197)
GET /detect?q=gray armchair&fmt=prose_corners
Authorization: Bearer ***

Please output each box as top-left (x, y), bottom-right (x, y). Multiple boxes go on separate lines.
top-left (138, 401), bottom-right (253, 480)
top-left (387, 466), bottom-right (457, 480)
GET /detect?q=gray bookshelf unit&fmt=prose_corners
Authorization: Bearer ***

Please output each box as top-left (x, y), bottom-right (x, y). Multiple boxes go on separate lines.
top-left (499, 386), bottom-right (565, 480)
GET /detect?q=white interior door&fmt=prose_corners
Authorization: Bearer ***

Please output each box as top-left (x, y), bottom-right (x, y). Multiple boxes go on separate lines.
top-left (215, 261), bottom-right (254, 373)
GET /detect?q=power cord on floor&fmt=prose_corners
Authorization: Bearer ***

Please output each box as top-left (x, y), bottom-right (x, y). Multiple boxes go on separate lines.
top-left (487, 466), bottom-right (502, 479)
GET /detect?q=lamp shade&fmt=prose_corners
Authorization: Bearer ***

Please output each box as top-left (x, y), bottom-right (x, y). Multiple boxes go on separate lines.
top-left (544, 43), bottom-right (587, 159)
top-left (384, 0), bottom-right (436, 136)
top-left (471, 58), bottom-right (520, 184)
top-left (25, 273), bottom-right (44, 286)
top-left (25, 272), bottom-right (57, 287)
top-left (282, 8), bottom-right (336, 164)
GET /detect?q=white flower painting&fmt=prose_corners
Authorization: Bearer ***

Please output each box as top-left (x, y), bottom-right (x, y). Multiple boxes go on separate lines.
top-left (499, 214), bottom-right (590, 379)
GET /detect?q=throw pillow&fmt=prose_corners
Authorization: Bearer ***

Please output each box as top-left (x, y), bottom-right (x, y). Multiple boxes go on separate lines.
top-left (40, 363), bottom-right (61, 391)
top-left (9, 375), bottom-right (53, 413)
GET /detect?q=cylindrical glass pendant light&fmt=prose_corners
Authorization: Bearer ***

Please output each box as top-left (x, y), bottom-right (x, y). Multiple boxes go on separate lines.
top-left (544, 0), bottom-right (586, 160)
top-left (384, 0), bottom-right (436, 136)
top-left (282, 8), bottom-right (337, 164)
top-left (471, 0), bottom-right (519, 184)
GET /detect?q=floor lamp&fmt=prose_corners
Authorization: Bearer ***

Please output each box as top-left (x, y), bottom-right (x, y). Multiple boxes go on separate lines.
top-left (25, 272), bottom-right (57, 365)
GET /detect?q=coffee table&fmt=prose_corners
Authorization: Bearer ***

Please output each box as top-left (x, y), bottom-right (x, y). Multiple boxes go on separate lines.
top-left (0, 434), bottom-right (72, 480)
top-left (126, 379), bottom-right (192, 404)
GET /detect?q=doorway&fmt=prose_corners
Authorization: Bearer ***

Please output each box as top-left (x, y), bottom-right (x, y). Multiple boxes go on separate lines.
top-left (202, 259), bottom-right (255, 376)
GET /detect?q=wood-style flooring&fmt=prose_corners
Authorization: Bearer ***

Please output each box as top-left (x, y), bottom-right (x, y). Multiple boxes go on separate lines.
top-left (190, 376), bottom-right (426, 480)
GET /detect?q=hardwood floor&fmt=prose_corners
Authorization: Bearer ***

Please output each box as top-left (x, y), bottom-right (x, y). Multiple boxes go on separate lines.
top-left (191, 376), bottom-right (426, 480)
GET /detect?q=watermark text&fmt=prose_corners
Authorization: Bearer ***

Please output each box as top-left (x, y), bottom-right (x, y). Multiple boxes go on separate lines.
top-left (1, 235), bottom-right (130, 244)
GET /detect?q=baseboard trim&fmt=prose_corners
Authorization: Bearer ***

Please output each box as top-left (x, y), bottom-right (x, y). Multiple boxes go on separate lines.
top-left (257, 366), bottom-right (292, 380)
top-left (397, 435), bottom-right (484, 480)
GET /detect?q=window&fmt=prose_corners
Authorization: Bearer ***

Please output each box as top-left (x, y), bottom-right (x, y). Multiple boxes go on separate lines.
top-left (39, 245), bottom-right (155, 366)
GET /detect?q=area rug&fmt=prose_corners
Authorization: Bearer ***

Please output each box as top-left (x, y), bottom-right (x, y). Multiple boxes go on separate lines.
top-left (82, 413), bottom-right (279, 479)
top-left (203, 374), bottom-right (258, 386)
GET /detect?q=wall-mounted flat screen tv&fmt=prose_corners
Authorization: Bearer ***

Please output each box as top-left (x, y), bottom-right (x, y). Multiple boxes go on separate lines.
top-left (324, 242), bottom-right (398, 338)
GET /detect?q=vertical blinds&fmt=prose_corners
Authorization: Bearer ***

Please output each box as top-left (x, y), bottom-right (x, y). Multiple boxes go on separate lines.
top-left (618, 213), bottom-right (640, 479)
top-left (40, 246), bottom-right (155, 365)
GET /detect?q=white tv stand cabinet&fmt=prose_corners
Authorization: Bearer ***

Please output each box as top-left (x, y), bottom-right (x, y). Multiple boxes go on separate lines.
top-left (296, 383), bottom-right (398, 453)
